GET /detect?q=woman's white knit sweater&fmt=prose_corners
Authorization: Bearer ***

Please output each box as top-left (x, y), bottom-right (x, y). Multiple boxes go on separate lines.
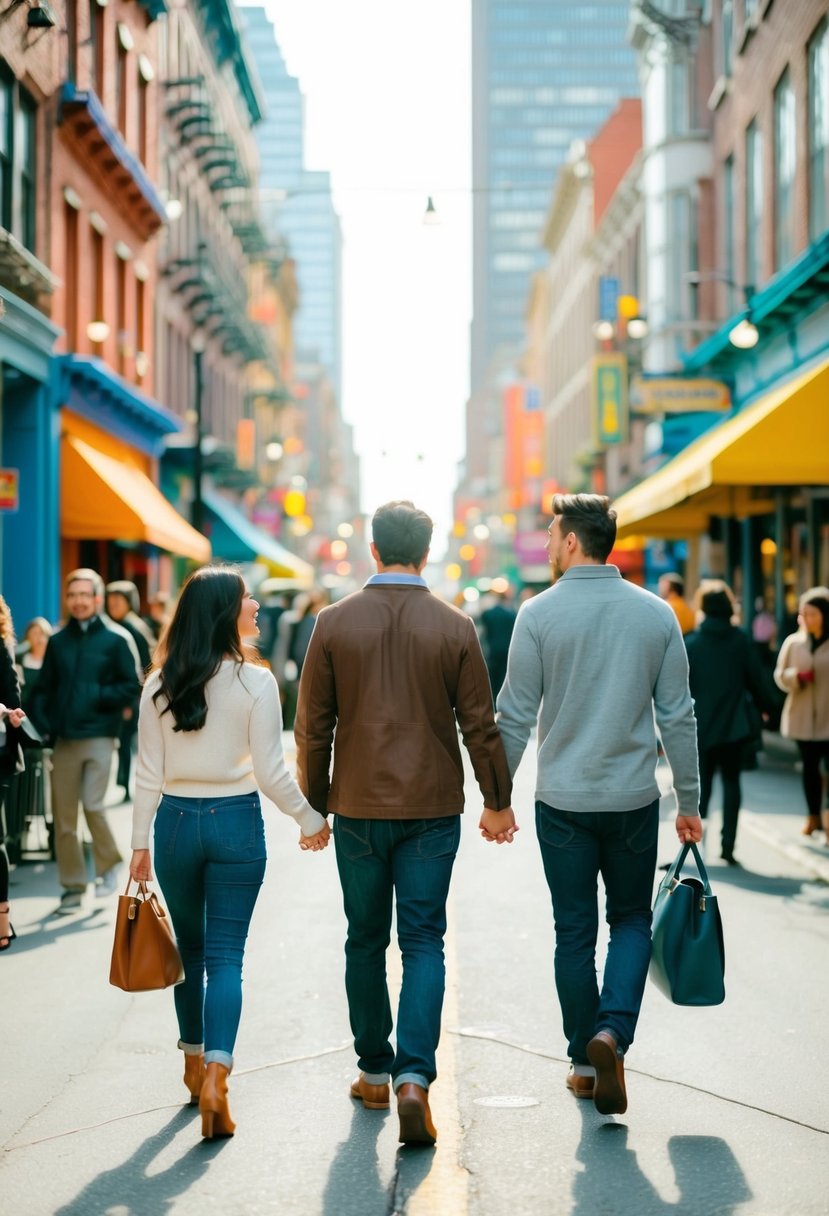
top-left (131, 660), bottom-right (326, 848)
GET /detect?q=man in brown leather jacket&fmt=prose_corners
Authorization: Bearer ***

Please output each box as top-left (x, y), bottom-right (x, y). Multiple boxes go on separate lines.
top-left (295, 500), bottom-right (516, 1146)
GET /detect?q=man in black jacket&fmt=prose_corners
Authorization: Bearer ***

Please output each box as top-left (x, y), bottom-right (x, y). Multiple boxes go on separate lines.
top-left (30, 569), bottom-right (141, 911)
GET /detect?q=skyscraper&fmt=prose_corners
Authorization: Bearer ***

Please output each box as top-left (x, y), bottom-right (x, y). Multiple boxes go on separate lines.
top-left (242, 6), bottom-right (342, 396)
top-left (468, 1), bottom-right (639, 482)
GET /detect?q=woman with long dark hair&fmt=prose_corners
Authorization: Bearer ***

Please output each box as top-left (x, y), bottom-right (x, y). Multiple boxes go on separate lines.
top-left (775, 586), bottom-right (829, 841)
top-left (128, 566), bottom-right (329, 1139)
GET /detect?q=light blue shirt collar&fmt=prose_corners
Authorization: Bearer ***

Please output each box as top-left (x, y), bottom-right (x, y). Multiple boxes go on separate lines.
top-left (365, 573), bottom-right (428, 588)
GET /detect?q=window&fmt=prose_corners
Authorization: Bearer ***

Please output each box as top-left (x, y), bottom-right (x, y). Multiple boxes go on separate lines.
top-left (0, 75), bottom-right (11, 233)
top-left (809, 20), bottom-right (829, 241)
top-left (91, 226), bottom-right (105, 348)
top-left (91, 0), bottom-right (105, 97)
top-left (18, 94), bottom-right (35, 251)
top-left (723, 155), bottom-right (736, 313)
top-left (116, 41), bottom-right (128, 134)
top-left (135, 277), bottom-right (145, 383)
top-left (115, 252), bottom-right (126, 374)
top-left (745, 120), bottom-right (763, 288)
top-left (774, 69), bottom-right (797, 270)
top-left (720, 0), bottom-right (733, 76)
top-left (64, 203), bottom-right (79, 348)
top-left (137, 71), bottom-right (148, 165)
top-left (67, 0), bottom-right (78, 83)
top-left (0, 77), bottom-right (37, 252)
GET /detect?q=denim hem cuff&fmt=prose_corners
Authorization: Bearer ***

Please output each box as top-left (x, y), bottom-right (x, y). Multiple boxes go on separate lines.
top-left (393, 1072), bottom-right (429, 1092)
top-left (204, 1050), bottom-right (233, 1070)
top-left (178, 1040), bottom-right (204, 1055)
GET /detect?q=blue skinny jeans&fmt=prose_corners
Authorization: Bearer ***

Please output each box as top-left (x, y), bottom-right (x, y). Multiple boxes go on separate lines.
top-left (153, 792), bottom-right (267, 1069)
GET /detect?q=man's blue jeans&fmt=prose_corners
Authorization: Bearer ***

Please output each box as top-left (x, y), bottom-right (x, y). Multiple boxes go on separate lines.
top-left (154, 792), bottom-right (267, 1070)
top-left (333, 815), bottom-right (461, 1091)
top-left (536, 799), bottom-right (659, 1063)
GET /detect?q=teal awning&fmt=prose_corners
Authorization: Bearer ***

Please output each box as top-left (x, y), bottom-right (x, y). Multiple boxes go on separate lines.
top-left (202, 488), bottom-right (314, 584)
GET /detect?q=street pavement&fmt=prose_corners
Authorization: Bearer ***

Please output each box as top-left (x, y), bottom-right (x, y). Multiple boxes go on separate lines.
top-left (1, 735), bottom-right (828, 1215)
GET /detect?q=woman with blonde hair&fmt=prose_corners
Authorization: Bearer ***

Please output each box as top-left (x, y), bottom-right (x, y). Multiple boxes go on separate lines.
top-left (774, 587), bottom-right (829, 841)
top-left (129, 566), bottom-right (329, 1139)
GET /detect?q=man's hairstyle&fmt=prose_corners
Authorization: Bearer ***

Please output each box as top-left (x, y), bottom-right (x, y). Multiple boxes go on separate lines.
top-left (65, 567), bottom-right (105, 599)
top-left (661, 572), bottom-right (685, 595)
top-left (372, 500), bottom-right (433, 568)
top-left (696, 579), bottom-right (736, 621)
top-left (552, 494), bottom-right (616, 562)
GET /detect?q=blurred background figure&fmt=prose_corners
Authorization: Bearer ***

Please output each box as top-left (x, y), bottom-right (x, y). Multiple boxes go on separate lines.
top-left (143, 592), bottom-right (172, 642)
top-left (685, 581), bottom-right (769, 865)
top-left (0, 595), bottom-right (25, 952)
top-left (658, 572), bottom-right (695, 636)
top-left (16, 617), bottom-right (53, 717)
top-left (272, 589), bottom-right (328, 730)
top-left (774, 587), bottom-right (829, 842)
top-left (479, 587), bottom-right (517, 705)
top-left (106, 581), bottom-right (157, 803)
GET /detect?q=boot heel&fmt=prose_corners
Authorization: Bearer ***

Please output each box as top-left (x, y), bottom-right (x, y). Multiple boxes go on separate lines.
top-left (201, 1111), bottom-right (215, 1139)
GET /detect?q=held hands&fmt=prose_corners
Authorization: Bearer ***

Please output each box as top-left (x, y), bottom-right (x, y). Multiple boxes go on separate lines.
top-left (0, 705), bottom-right (26, 728)
top-left (129, 848), bottom-right (153, 882)
top-left (479, 806), bottom-right (519, 844)
top-left (675, 814), bottom-right (703, 844)
top-left (299, 820), bottom-right (331, 852)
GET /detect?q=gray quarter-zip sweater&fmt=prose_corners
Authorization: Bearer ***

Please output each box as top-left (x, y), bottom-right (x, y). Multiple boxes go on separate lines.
top-left (496, 564), bottom-right (700, 815)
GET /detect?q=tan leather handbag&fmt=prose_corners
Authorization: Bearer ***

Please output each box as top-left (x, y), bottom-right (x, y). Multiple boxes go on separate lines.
top-left (109, 880), bottom-right (184, 992)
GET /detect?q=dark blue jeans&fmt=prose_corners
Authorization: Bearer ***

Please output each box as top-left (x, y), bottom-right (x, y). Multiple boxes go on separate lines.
top-left (536, 800), bottom-right (659, 1064)
top-left (333, 814), bottom-right (461, 1090)
top-left (154, 792), bottom-right (267, 1069)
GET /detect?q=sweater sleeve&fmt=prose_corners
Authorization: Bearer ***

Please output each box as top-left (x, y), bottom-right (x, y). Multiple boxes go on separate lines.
top-left (495, 607), bottom-right (543, 778)
top-left (653, 625), bottom-right (700, 816)
top-left (131, 677), bottom-right (164, 848)
top-left (250, 670), bottom-right (327, 836)
top-left (455, 618), bottom-right (512, 809)
top-left (774, 634), bottom-right (802, 693)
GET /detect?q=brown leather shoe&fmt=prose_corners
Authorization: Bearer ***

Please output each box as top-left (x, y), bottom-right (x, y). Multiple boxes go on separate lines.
top-left (565, 1070), bottom-right (594, 1099)
top-left (397, 1082), bottom-right (437, 1145)
top-left (586, 1031), bottom-right (627, 1115)
top-left (350, 1073), bottom-right (390, 1109)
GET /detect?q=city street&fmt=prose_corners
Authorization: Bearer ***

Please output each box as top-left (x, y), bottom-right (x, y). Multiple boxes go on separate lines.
top-left (1, 739), bottom-right (828, 1216)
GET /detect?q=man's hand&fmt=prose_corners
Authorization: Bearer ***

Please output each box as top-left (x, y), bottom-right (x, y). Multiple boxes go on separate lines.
top-left (479, 807), bottom-right (518, 844)
top-left (675, 814), bottom-right (703, 844)
top-left (5, 708), bottom-right (25, 728)
top-left (299, 821), bottom-right (331, 852)
top-left (129, 848), bottom-right (153, 882)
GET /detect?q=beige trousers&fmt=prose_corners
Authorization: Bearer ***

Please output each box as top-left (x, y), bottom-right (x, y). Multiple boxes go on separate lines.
top-left (51, 737), bottom-right (122, 890)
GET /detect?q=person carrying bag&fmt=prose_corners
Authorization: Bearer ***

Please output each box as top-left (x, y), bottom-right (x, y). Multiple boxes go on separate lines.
top-left (650, 841), bottom-right (725, 1007)
top-left (109, 879), bottom-right (184, 993)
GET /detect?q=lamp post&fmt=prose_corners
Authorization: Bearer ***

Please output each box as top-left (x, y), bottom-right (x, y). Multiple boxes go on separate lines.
top-left (191, 327), bottom-right (206, 533)
top-left (685, 271), bottom-right (758, 349)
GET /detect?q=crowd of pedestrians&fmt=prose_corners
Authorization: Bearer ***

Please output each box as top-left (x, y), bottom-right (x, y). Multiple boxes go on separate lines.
top-left (1, 495), bottom-right (827, 1152)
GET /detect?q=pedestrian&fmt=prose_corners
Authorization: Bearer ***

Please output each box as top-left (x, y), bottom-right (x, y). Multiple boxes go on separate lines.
top-left (16, 617), bottom-right (52, 717)
top-left (774, 586), bottom-right (829, 841)
top-left (496, 494), bottom-right (701, 1116)
top-left (685, 581), bottom-right (769, 865)
top-left (479, 588), bottom-right (517, 704)
top-left (0, 595), bottom-right (25, 952)
top-left (294, 500), bottom-right (516, 1146)
top-left (128, 565), bottom-right (329, 1140)
top-left (28, 569), bottom-right (142, 911)
top-left (272, 589), bottom-right (327, 729)
top-left (658, 571), bottom-right (696, 636)
top-left (106, 580), bottom-right (157, 801)
top-left (143, 591), bottom-right (172, 642)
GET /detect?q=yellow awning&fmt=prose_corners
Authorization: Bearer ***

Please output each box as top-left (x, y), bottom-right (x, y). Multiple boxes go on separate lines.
top-left (614, 358), bottom-right (829, 539)
top-left (62, 435), bottom-right (211, 562)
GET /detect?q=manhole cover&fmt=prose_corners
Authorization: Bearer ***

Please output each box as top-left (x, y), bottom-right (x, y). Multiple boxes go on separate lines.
top-left (474, 1095), bottom-right (539, 1109)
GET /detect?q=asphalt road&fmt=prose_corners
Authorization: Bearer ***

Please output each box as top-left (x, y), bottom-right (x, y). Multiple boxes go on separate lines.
top-left (1, 739), bottom-right (827, 1215)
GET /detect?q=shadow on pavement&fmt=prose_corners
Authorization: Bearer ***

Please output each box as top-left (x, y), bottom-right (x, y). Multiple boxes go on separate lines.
top-left (707, 866), bottom-right (829, 906)
top-left (52, 1108), bottom-right (216, 1216)
top-left (8, 904), bottom-right (112, 953)
top-left (573, 1110), bottom-right (752, 1215)
top-left (320, 1105), bottom-right (395, 1216)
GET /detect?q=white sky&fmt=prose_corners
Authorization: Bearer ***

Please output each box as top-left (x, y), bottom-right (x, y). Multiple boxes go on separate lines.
top-left (244, 1), bottom-right (473, 558)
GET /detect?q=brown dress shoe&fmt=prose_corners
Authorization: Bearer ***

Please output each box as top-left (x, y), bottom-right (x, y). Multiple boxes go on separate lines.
top-left (397, 1082), bottom-right (437, 1145)
top-left (586, 1031), bottom-right (627, 1115)
top-left (350, 1073), bottom-right (390, 1109)
top-left (565, 1070), bottom-right (594, 1099)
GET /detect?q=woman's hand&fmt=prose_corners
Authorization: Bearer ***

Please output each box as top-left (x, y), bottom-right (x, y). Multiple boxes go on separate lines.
top-left (129, 849), bottom-right (153, 882)
top-left (299, 821), bottom-right (331, 852)
top-left (5, 708), bottom-right (25, 728)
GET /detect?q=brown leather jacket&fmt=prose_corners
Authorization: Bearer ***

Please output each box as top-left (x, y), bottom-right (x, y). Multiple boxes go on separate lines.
top-left (294, 582), bottom-right (512, 818)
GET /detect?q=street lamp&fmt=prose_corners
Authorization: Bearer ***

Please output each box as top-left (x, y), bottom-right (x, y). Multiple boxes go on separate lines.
top-left (191, 327), bottom-right (206, 533)
top-left (685, 271), bottom-right (758, 349)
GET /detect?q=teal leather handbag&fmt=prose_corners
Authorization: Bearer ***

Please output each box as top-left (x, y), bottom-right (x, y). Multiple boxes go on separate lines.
top-left (649, 842), bottom-right (725, 1006)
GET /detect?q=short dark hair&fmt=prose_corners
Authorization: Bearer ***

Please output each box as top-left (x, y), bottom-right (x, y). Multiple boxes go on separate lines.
top-left (697, 580), bottom-right (736, 621)
top-left (661, 572), bottom-right (685, 595)
top-left (372, 500), bottom-right (433, 568)
top-left (552, 494), bottom-right (616, 562)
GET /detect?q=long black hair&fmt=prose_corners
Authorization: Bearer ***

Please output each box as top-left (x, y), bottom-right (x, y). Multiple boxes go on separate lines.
top-left (153, 566), bottom-right (246, 732)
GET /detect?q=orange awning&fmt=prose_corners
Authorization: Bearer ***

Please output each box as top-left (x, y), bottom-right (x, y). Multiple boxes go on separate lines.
top-left (62, 435), bottom-right (211, 562)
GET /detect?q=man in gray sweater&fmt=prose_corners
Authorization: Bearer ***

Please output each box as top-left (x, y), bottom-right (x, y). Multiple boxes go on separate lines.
top-left (495, 494), bottom-right (701, 1116)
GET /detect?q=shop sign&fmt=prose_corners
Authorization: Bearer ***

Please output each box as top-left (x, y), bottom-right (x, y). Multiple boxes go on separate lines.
top-left (0, 469), bottom-right (19, 511)
top-left (631, 376), bottom-right (731, 414)
top-left (592, 354), bottom-right (628, 446)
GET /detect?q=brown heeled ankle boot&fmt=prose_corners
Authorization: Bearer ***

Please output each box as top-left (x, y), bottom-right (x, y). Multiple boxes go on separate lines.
top-left (199, 1062), bottom-right (235, 1139)
top-left (183, 1053), bottom-right (205, 1105)
top-left (801, 814), bottom-right (821, 836)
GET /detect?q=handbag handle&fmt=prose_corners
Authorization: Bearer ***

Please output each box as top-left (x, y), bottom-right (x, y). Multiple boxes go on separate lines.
top-left (662, 841), bottom-right (713, 897)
